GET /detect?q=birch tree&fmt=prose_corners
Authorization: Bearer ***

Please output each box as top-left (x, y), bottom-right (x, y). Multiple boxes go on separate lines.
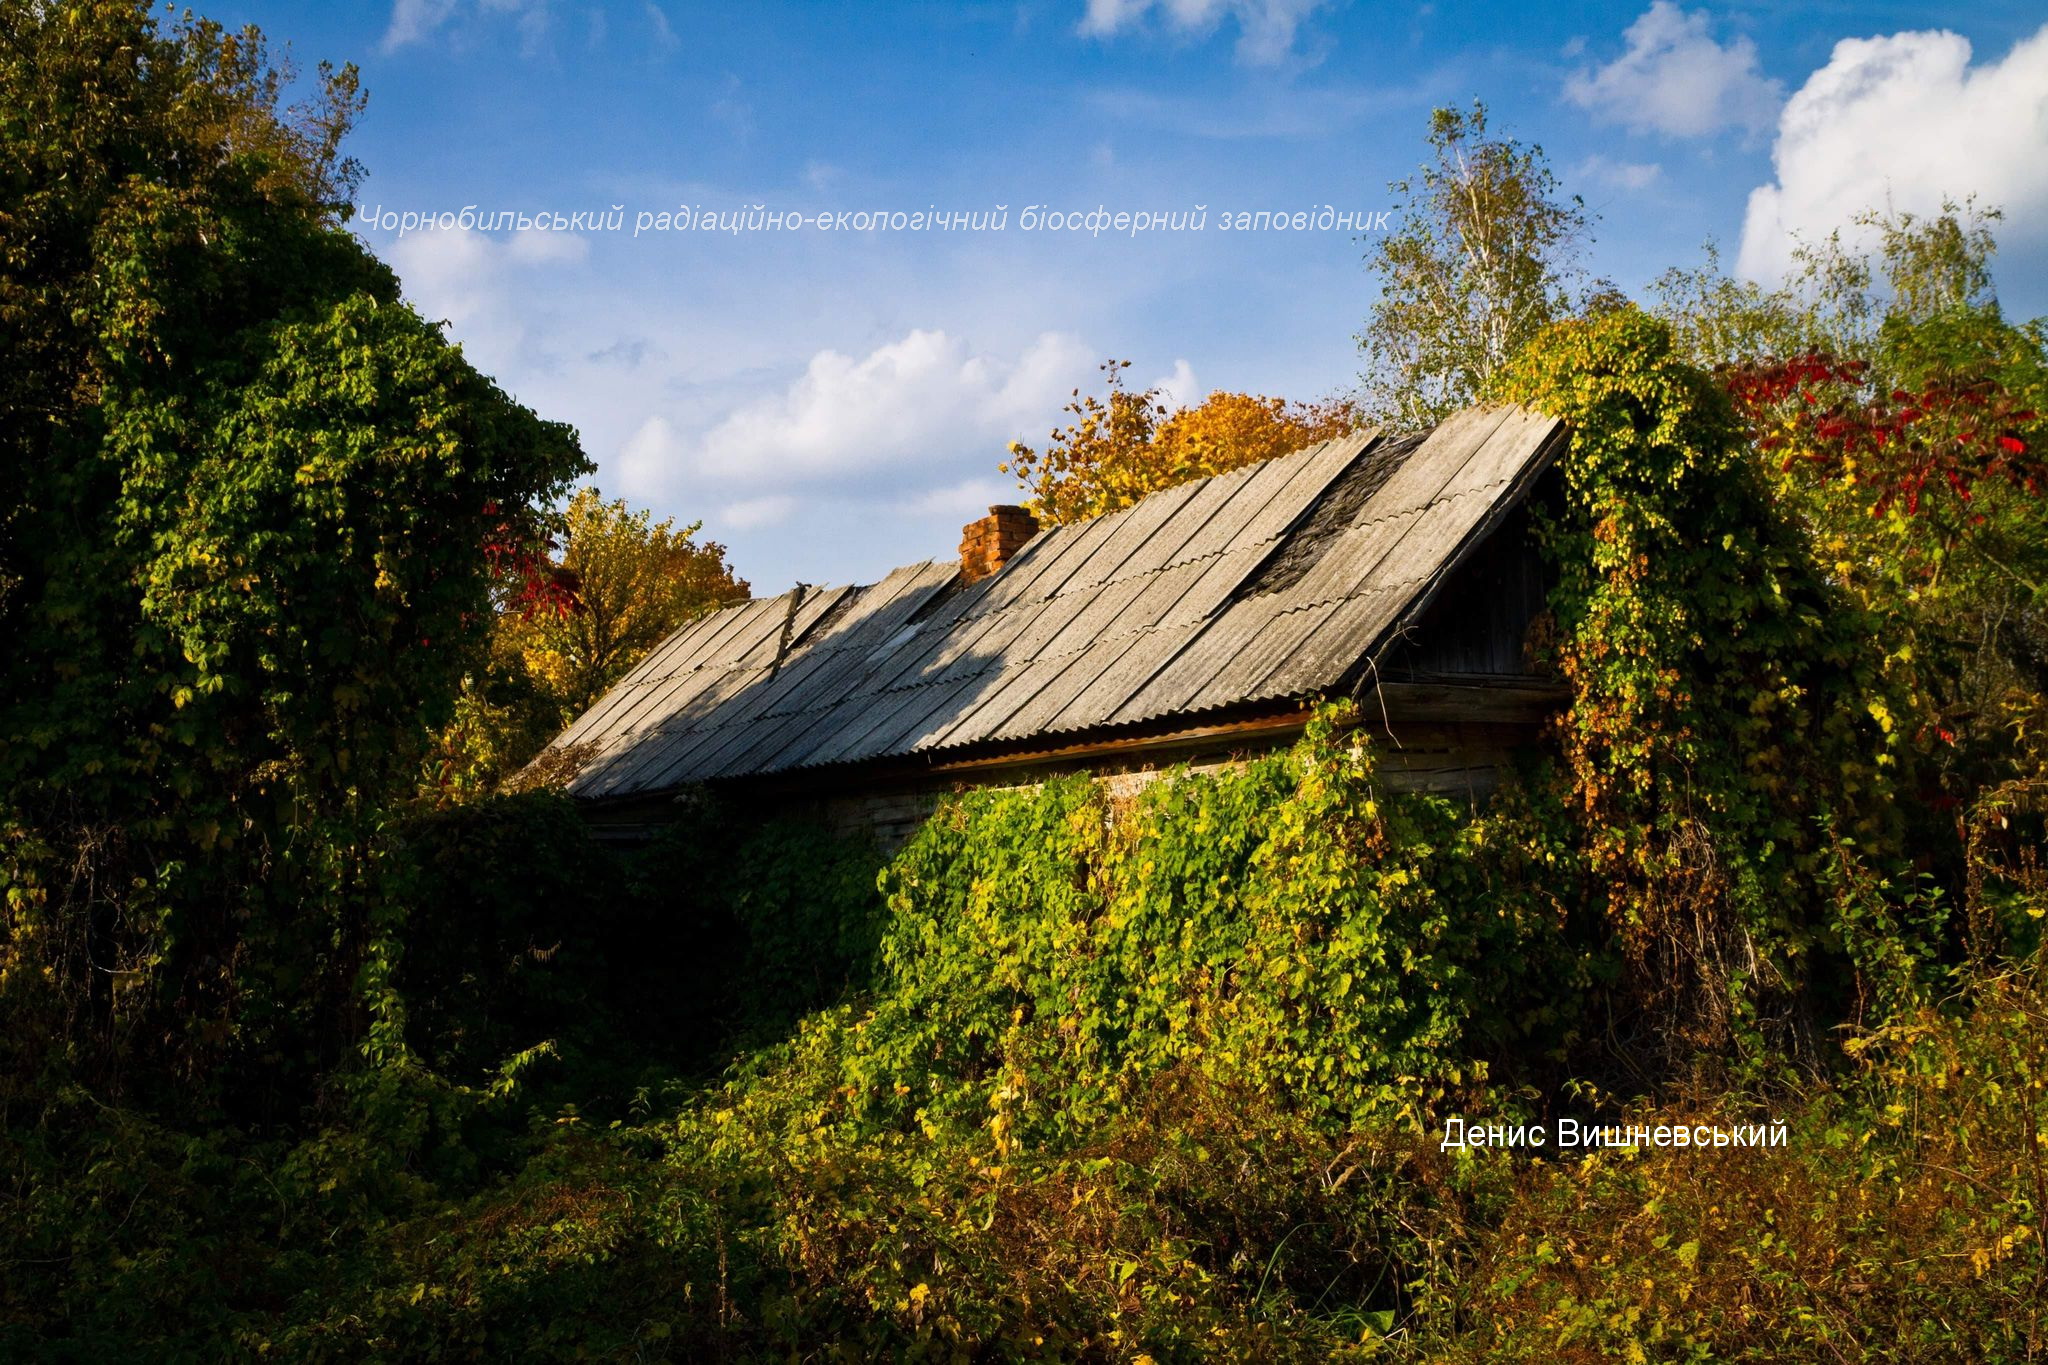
top-left (1359, 102), bottom-right (1590, 428)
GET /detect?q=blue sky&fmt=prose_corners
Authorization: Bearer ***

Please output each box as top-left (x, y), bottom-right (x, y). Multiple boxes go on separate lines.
top-left (218, 1), bottom-right (2048, 591)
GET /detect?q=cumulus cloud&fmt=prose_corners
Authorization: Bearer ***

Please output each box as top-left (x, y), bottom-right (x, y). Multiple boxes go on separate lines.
top-left (1150, 358), bottom-right (1199, 410)
top-left (608, 331), bottom-right (1100, 559)
top-left (1737, 24), bottom-right (2048, 283)
top-left (1080, 0), bottom-right (1331, 66)
top-left (687, 329), bottom-right (1095, 485)
top-left (609, 328), bottom-right (1097, 531)
top-left (1565, 2), bottom-right (1782, 137)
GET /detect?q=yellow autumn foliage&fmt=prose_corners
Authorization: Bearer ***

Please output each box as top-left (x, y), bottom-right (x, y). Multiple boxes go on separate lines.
top-left (498, 487), bottom-right (748, 716)
top-left (1003, 360), bottom-right (1358, 525)
top-left (424, 488), bottom-right (747, 800)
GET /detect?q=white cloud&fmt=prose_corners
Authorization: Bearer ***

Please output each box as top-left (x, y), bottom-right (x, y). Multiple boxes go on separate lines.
top-left (504, 227), bottom-right (590, 267)
top-left (644, 2), bottom-right (680, 53)
top-left (1150, 358), bottom-right (1199, 409)
top-left (1565, 2), bottom-right (1782, 138)
top-left (383, 0), bottom-right (458, 50)
top-left (688, 329), bottom-right (1095, 486)
top-left (1080, 0), bottom-right (1331, 66)
top-left (1737, 24), bottom-right (2048, 283)
top-left (382, 226), bottom-right (587, 375)
top-left (609, 331), bottom-right (1100, 566)
top-left (382, 0), bottom-right (550, 54)
top-left (719, 495), bottom-right (797, 530)
top-left (1575, 154), bottom-right (1662, 191)
top-left (618, 416), bottom-right (686, 504)
top-left (709, 75), bottom-right (755, 143)
top-left (896, 477), bottom-right (1019, 520)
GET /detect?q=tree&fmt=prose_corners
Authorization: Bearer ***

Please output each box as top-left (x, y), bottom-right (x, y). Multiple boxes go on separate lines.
top-left (1703, 205), bottom-right (2048, 954)
top-left (1359, 101), bottom-right (1591, 428)
top-left (1003, 360), bottom-right (1358, 525)
top-left (0, 2), bottom-right (590, 1101)
top-left (1693, 202), bottom-right (2045, 611)
top-left (1649, 199), bottom-right (2011, 372)
top-left (510, 489), bottom-right (748, 716)
top-left (426, 490), bottom-right (750, 799)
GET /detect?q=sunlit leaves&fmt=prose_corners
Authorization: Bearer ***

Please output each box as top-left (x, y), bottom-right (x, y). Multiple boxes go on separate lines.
top-left (1003, 360), bottom-right (1357, 526)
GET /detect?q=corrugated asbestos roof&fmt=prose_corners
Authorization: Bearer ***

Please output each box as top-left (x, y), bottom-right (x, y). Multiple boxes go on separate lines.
top-left (549, 403), bottom-right (1567, 800)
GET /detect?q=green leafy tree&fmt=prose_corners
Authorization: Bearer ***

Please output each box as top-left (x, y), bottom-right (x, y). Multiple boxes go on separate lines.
top-left (0, 2), bottom-right (590, 1102)
top-left (1359, 100), bottom-right (1592, 428)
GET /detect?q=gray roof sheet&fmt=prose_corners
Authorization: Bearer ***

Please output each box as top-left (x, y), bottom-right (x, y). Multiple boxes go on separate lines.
top-left (548, 403), bottom-right (1566, 799)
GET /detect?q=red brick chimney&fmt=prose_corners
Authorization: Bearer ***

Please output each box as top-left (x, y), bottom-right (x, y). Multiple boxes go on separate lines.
top-left (958, 505), bottom-right (1038, 584)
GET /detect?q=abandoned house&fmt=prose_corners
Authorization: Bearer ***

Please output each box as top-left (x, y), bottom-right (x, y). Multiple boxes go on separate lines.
top-left (537, 402), bottom-right (1572, 845)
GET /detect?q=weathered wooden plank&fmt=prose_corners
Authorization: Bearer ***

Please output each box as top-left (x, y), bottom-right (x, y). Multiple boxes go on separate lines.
top-left (598, 579), bottom-right (862, 776)
top-left (699, 702), bottom-right (857, 780)
top-left (1007, 506), bottom-right (1134, 605)
top-left (1157, 446), bottom-right (1315, 568)
top-left (739, 562), bottom-right (955, 717)
top-left (616, 706), bottom-right (768, 791)
top-left (603, 698), bottom-right (738, 786)
top-left (575, 645), bottom-right (735, 756)
top-left (919, 651), bottom-right (1081, 750)
top-left (1117, 554), bottom-right (1227, 632)
top-left (932, 516), bottom-right (1097, 625)
top-left (1130, 460), bottom-right (1259, 572)
top-left (1031, 573), bottom-right (1156, 664)
top-left (1159, 542), bottom-right (1271, 624)
top-left (740, 685), bottom-right (896, 772)
top-left (1105, 596), bottom-right (1286, 724)
top-left (634, 597), bottom-right (759, 681)
top-left (1369, 679), bottom-right (1569, 724)
top-left (1153, 460), bottom-right (1268, 569)
top-left (552, 403), bottom-right (1567, 797)
top-left (924, 517), bottom-right (1094, 633)
top-left (1358, 486), bottom-right (1498, 596)
top-left (556, 600), bottom-right (754, 745)
top-left (632, 708), bottom-right (775, 788)
top-left (978, 588), bottom-right (1099, 669)
top-left (590, 664), bottom-right (775, 794)
top-left (651, 594), bottom-right (782, 679)
top-left (743, 691), bottom-right (891, 773)
top-left (554, 676), bottom-right (653, 750)
top-left (842, 673), bottom-right (1000, 761)
top-left (864, 591), bottom-right (1028, 695)
top-left (718, 629), bottom-right (862, 724)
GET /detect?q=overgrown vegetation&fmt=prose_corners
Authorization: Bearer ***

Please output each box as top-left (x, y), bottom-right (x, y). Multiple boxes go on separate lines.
top-left (4, 5), bottom-right (2047, 1360)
